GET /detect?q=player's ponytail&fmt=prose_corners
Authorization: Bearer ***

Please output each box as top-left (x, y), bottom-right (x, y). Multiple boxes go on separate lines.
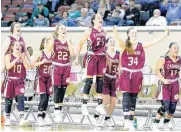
top-left (39, 37), bottom-right (46, 50)
top-left (125, 27), bottom-right (134, 54)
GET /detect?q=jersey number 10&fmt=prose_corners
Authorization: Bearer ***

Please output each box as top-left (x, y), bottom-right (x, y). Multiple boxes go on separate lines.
top-left (13, 65), bottom-right (22, 73)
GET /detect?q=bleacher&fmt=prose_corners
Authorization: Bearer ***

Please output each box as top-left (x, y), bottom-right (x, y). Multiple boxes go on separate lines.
top-left (2, 0), bottom-right (181, 27)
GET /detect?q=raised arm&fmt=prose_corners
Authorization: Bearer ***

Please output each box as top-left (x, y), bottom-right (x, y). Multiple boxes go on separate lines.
top-left (143, 29), bottom-right (169, 49)
top-left (74, 28), bottom-right (91, 65)
top-left (113, 26), bottom-right (126, 51)
top-left (162, 0), bottom-right (169, 6)
top-left (5, 54), bottom-right (20, 70)
top-left (155, 57), bottom-right (170, 84)
top-left (22, 54), bottom-right (31, 69)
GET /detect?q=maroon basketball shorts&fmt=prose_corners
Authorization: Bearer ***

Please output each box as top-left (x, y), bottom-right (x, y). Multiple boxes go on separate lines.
top-left (3, 77), bottom-right (25, 98)
top-left (102, 73), bottom-right (117, 97)
top-left (162, 79), bottom-right (180, 102)
top-left (52, 64), bottom-right (71, 86)
top-left (86, 54), bottom-right (106, 76)
top-left (37, 76), bottom-right (52, 95)
top-left (117, 68), bottom-right (143, 93)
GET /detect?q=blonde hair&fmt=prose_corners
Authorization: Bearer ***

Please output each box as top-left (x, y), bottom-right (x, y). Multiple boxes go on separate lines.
top-left (52, 24), bottom-right (64, 39)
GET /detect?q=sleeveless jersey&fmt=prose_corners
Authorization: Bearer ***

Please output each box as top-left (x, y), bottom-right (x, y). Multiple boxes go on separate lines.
top-left (106, 51), bottom-right (120, 75)
top-left (38, 51), bottom-right (54, 77)
top-left (163, 56), bottom-right (181, 79)
top-left (53, 39), bottom-right (70, 64)
top-left (8, 54), bottom-right (26, 78)
top-left (121, 43), bottom-right (145, 69)
top-left (87, 27), bottom-right (106, 54)
top-left (7, 36), bottom-right (25, 54)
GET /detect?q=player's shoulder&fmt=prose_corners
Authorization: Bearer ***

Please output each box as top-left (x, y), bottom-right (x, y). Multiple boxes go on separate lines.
top-left (5, 53), bottom-right (11, 59)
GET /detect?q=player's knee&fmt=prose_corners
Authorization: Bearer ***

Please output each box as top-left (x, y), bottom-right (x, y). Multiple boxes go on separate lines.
top-left (157, 106), bottom-right (166, 116)
top-left (83, 78), bottom-right (93, 95)
top-left (16, 95), bottom-right (25, 111)
top-left (5, 98), bottom-right (13, 113)
top-left (168, 102), bottom-right (177, 115)
top-left (163, 100), bottom-right (170, 112)
top-left (122, 92), bottom-right (131, 112)
top-left (96, 77), bottom-right (103, 94)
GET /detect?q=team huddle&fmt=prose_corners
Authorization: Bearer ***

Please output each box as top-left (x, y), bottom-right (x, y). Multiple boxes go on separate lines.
top-left (1, 14), bottom-right (181, 131)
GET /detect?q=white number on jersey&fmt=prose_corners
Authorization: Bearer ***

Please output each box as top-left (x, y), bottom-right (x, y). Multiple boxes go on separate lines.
top-left (128, 57), bottom-right (138, 66)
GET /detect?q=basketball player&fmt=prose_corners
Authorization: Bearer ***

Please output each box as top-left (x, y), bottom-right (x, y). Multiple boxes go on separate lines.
top-left (152, 42), bottom-right (181, 131)
top-left (113, 26), bottom-right (169, 130)
top-left (3, 41), bottom-right (30, 126)
top-left (1, 22), bottom-right (31, 73)
top-left (52, 24), bottom-right (75, 122)
top-left (31, 37), bottom-right (54, 126)
top-left (73, 14), bottom-right (107, 116)
top-left (1, 22), bottom-right (31, 95)
top-left (102, 37), bottom-right (120, 127)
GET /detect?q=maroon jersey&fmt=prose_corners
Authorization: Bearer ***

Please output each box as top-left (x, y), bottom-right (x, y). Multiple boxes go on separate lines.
top-left (53, 39), bottom-right (70, 64)
top-left (6, 36), bottom-right (25, 54)
top-left (87, 28), bottom-right (106, 54)
top-left (163, 56), bottom-right (181, 80)
top-left (121, 43), bottom-right (145, 69)
top-left (106, 51), bottom-right (120, 75)
top-left (38, 51), bottom-right (54, 77)
top-left (7, 54), bottom-right (26, 78)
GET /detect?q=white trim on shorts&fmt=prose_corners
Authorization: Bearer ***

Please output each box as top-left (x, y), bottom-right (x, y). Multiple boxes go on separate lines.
top-left (52, 61), bottom-right (70, 66)
top-left (104, 73), bottom-right (117, 79)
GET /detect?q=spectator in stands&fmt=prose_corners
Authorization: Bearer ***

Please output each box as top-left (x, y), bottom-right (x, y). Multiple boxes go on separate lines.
top-left (113, 3), bottom-right (125, 19)
top-left (34, 12), bottom-right (50, 27)
top-left (68, 4), bottom-right (81, 19)
top-left (123, 0), bottom-right (140, 26)
top-left (59, 11), bottom-right (77, 27)
top-left (76, 8), bottom-right (92, 27)
top-left (83, 2), bottom-right (95, 16)
top-left (146, 9), bottom-right (167, 26)
top-left (52, 13), bottom-right (62, 23)
top-left (161, 0), bottom-right (181, 24)
top-left (32, 1), bottom-right (49, 20)
top-left (18, 13), bottom-right (34, 27)
top-left (97, 0), bottom-right (111, 20)
top-left (89, 0), bottom-right (99, 12)
top-left (104, 10), bottom-right (125, 26)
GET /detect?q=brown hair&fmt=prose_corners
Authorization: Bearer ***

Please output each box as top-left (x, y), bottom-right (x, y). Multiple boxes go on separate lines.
top-left (125, 27), bottom-right (135, 54)
top-left (91, 14), bottom-right (96, 26)
top-left (39, 37), bottom-right (46, 50)
top-left (39, 37), bottom-right (52, 50)
top-left (10, 22), bottom-right (20, 34)
top-left (52, 24), bottom-right (64, 39)
top-left (7, 41), bottom-right (19, 54)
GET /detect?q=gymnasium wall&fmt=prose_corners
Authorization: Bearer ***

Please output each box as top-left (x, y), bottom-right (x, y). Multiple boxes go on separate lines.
top-left (1, 27), bottom-right (181, 71)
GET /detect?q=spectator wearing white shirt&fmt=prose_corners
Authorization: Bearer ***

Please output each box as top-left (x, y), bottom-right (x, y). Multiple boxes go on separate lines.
top-left (146, 9), bottom-right (167, 26)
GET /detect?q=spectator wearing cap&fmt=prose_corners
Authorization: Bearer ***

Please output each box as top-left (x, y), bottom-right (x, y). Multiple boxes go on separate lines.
top-left (161, 0), bottom-right (181, 24)
top-left (146, 9), bottom-right (167, 26)
top-left (32, 1), bottom-right (49, 20)
top-left (19, 13), bottom-right (34, 27)
top-left (68, 4), bottom-right (81, 19)
top-left (83, 2), bottom-right (95, 17)
top-left (89, 0), bottom-right (99, 13)
top-left (34, 12), bottom-right (50, 27)
top-left (76, 8), bottom-right (92, 27)
top-left (123, 0), bottom-right (140, 26)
